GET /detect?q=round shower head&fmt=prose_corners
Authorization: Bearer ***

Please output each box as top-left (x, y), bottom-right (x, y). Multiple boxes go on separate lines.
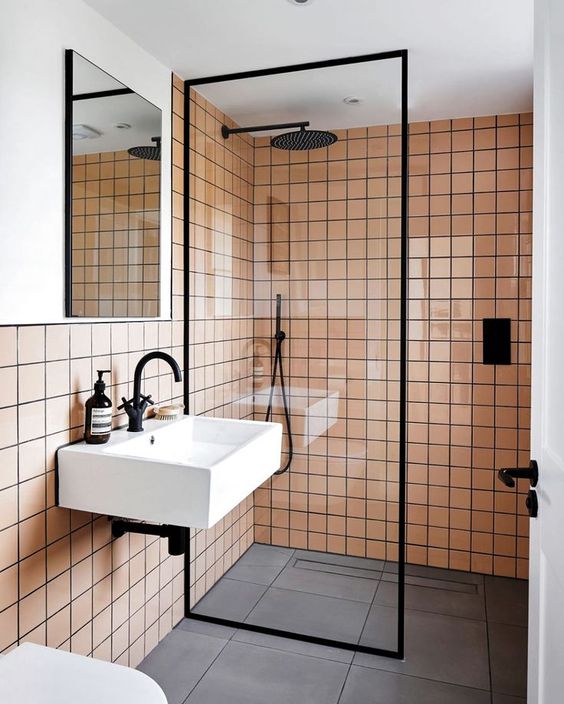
top-left (271, 127), bottom-right (338, 151)
top-left (128, 136), bottom-right (161, 161)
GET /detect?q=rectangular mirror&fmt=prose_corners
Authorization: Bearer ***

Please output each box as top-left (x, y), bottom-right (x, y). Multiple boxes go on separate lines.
top-left (65, 50), bottom-right (162, 317)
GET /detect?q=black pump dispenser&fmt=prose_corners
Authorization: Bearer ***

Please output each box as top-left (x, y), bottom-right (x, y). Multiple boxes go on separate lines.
top-left (84, 370), bottom-right (112, 444)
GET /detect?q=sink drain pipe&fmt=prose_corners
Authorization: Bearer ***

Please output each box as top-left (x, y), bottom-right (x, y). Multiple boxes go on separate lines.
top-left (111, 519), bottom-right (186, 555)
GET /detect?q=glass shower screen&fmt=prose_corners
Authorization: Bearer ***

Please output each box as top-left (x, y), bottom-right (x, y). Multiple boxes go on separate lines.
top-left (184, 51), bottom-right (407, 658)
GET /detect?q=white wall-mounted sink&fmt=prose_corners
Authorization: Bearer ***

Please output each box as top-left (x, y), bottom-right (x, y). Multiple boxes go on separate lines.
top-left (57, 416), bottom-right (282, 529)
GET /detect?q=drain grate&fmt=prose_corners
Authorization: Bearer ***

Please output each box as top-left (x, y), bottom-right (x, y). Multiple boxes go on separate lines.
top-left (293, 556), bottom-right (479, 594)
top-left (293, 558), bottom-right (382, 581)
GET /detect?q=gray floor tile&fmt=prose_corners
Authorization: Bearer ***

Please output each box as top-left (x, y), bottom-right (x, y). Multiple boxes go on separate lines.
top-left (142, 545), bottom-right (530, 703)
top-left (178, 618), bottom-right (237, 640)
top-left (192, 578), bottom-right (267, 621)
top-left (356, 609), bottom-right (491, 690)
top-left (138, 628), bottom-right (226, 704)
top-left (374, 578), bottom-right (486, 620)
top-left (272, 561), bottom-right (378, 603)
top-left (224, 544), bottom-right (294, 586)
top-left (486, 576), bottom-right (528, 627)
top-left (339, 666), bottom-right (491, 704)
top-left (246, 586), bottom-right (370, 643)
top-left (232, 628), bottom-right (353, 664)
top-left (247, 543), bottom-right (295, 565)
top-left (488, 622), bottom-right (528, 697)
top-left (186, 641), bottom-right (348, 704)
top-left (358, 603), bottom-right (398, 651)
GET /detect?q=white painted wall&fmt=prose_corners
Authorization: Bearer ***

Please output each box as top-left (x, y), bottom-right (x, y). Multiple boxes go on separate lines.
top-left (0, 0), bottom-right (172, 324)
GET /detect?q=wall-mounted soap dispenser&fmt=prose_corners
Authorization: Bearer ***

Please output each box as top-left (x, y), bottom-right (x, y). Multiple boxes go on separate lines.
top-left (84, 370), bottom-right (112, 444)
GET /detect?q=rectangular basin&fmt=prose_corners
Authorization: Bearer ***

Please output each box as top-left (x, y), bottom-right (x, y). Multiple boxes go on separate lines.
top-left (57, 415), bottom-right (282, 529)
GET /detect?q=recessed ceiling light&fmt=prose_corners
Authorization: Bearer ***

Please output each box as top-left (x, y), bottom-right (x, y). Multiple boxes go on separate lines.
top-left (114, 122), bottom-right (131, 130)
top-left (343, 96), bottom-right (362, 105)
top-left (72, 124), bottom-right (102, 140)
top-left (287, 0), bottom-right (313, 5)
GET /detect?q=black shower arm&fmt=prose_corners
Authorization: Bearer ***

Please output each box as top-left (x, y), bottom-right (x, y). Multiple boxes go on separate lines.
top-left (221, 121), bottom-right (309, 139)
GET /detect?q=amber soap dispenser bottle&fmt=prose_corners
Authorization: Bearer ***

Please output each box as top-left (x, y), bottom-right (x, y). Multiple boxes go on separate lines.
top-left (84, 370), bottom-right (112, 444)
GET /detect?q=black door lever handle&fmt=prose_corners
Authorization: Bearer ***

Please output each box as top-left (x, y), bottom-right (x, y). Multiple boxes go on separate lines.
top-left (498, 460), bottom-right (538, 488)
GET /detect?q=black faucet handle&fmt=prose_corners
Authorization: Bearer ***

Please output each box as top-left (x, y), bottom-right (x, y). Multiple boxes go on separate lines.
top-left (118, 396), bottom-right (134, 411)
top-left (140, 394), bottom-right (154, 406)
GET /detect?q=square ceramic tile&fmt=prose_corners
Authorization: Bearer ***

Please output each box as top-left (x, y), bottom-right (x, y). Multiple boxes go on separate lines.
top-left (488, 622), bottom-right (528, 697)
top-left (192, 578), bottom-right (267, 622)
top-left (185, 640), bottom-right (348, 704)
top-left (246, 586), bottom-right (370, 644)
top-left (138, 627), bottom-right (227, 704)
top-left (340, 665), bottom-right (490, 704)
top-left (224, 544), bottom-right (293, 585)
top-left (485, 576), bottom-right (528, 627)
top-left (357, 609), bottom-right (490, 690)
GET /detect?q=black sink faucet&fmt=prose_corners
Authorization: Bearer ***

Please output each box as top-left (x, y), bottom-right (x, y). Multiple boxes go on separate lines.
top-left (119, 351), bottom-right (182, 432)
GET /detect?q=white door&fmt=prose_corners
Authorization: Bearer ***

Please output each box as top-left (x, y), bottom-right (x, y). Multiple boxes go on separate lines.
top-left (529, 0), bottom-right (564, 701)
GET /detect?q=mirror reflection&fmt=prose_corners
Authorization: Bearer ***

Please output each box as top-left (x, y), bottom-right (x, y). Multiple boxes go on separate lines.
top-left (67, 52), bottom-right (162, 317)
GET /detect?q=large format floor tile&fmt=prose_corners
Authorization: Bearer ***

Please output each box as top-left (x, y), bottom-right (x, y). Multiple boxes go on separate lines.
top-left (138, 628), bottom-right (227, 704)
top-left (232, 628), bottom-right (354, 664)
top-left (488, 622), bottom-right (528, 697)
top-left (192, 578), bottom-right (267, 621)
top-left (224, 544), bottom-right (294, 586)
top-left (486, 576), bottom-right (528, 627)
top-left (246, 586), bottom-right (371, 643)
top-left (356, 609), bottom-right (491, 690)
top-left (374, 578), bottom-right (486, 620)
top-left (144, 546), bottom-right (529, 703)
top-left (358, 603), bottom-right (398, 651)
top-left (185, 641), bottom-right (349, 704)
top-left (272, 560), bottom-right (378, 603)
top-left (339, 665), bottom-right (491, 704)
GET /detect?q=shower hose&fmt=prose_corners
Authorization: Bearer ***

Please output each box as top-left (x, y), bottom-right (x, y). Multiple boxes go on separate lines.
top-left (264, 294), bottom-right (294, 475)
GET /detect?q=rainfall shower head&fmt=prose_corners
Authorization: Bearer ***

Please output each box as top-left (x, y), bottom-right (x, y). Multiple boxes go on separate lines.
top-left (221, 121), bottom-right (338, 152)
top-left (271, 125), bottom-right (337, 151)
top-left (128, 136), bottom-right (161, 161)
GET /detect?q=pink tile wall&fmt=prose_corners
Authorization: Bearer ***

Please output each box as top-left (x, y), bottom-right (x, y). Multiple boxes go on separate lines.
top-left (252, 113), bottom-right (532, 578)
top-left (0, 75), bottom-right (185, 661)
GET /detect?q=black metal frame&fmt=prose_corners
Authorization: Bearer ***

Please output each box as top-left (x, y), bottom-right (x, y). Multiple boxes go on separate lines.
top-left (183, 50), bottom-right (409, 660)
top-left (73, 87), bottom-right (134, 101)
top-left (221, 120), bottom-right (309, 139)
top-left (63, 50), bottom-right (167, 319)
top-left (64, 49), bottom-right (73, 318)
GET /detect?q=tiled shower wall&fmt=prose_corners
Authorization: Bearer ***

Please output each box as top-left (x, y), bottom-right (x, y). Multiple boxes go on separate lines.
top-left (186, 89), bottom-right (256, 606)
top-left (71, 150), bottom-right (160, 317)
top-left (252, 126), bottom-right (402, 562)
top-left (0, 75), bottom-right (185, 660)
top-left (406, 114), bottom-right (532, 578)
top-left (251, 113), bottom-right (532, 579)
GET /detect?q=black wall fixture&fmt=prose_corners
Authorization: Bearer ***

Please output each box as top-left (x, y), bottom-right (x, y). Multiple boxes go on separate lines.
top-left (483, 318), bottom-right (511, 365)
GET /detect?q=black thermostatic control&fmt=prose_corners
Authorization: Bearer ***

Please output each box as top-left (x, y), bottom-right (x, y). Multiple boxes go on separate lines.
top-left (482, 318), bottom-right (511, 365)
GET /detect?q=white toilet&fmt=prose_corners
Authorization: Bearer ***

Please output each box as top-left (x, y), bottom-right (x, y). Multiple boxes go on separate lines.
top-left (0, 643), bottom-right (167, 704)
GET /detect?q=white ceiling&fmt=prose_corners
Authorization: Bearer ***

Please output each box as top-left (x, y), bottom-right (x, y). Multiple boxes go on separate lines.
top-left (83, 0), bottom-right (533, 126)
top-left (197, 59), bottom-right (402, 133)
top-left (73, 53), bottom-right (161, 154)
